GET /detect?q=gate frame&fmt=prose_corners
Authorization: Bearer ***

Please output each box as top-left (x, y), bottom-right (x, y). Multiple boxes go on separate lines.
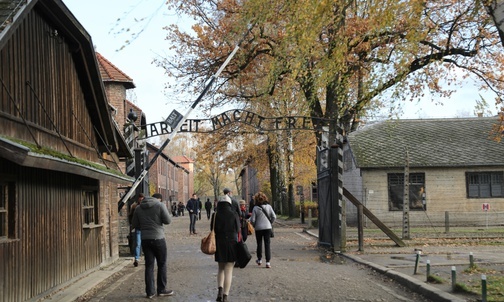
top-left (316, 133), bottom-right (346, 252)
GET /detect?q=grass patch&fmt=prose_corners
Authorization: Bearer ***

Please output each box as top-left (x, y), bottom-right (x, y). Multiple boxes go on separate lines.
top-left (455, 264), bottom-right (504, 301)
top-left (465, 275), bottom-right (504, 302)
top-left (453, 282), bottom-right (472, 293)
top-left (2, 135), bottom-right (126, 177)
top-left (427, 275), bottom-right (445, 284)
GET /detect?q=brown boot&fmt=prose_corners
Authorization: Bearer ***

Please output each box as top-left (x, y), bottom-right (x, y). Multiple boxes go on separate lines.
top-left (222, 294), bottom-right (228, 302)
top-left (216, 287), bottom-right (223, 301)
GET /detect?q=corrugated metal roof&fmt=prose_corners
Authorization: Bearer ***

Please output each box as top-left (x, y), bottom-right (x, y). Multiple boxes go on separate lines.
top-left (347, 117), bottom-right (504, 168)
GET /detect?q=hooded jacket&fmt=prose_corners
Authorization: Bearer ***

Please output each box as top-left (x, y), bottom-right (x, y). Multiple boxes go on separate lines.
top-left (131, 196), bottom-right (171, 240)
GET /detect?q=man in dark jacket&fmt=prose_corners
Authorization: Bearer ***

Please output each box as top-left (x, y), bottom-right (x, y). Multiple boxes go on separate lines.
top-left (132, 193), bottom-right (173, 298)
top-left (223, 188), bottom-right (241, 218)
top-left (205, 198), bottom-right (212, 219)
top-left (186, 193), bottom-right (200, 235)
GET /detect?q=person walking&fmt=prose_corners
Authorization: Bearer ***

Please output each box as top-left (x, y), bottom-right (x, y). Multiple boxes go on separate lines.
top-left (171, 202), bottom-right (178, 217)
top-left (238, 199), bottom-right (250, 242)
top-left (186, 193), bottom-right (200, 234)
top-left (248, 195), bottom-right (255, 216)
top-left (250, 191), bottom-right (276, 269)
top-left (223, 188), bottom-right (241, 217)
top-left (131, 193), bottom-right (174, 298)
top-left (205, 198), bottom-right (212, 219)
top-left (177, 201), bottom-right (185, 216)
top-left (129, 193), bottom-right (145, 267)
top-left (198, 198), bottom-right (203, 220)
top-left (211, 195), bottom-right (240, 302)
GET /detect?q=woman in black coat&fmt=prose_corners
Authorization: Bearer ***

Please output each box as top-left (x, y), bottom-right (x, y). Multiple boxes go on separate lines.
top-left (211, 195), bottom-right (239, 302)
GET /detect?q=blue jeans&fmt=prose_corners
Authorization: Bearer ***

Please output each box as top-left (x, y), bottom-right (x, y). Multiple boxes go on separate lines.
top-left (189, 213), bottom-right (198, 233)
top-left (134, 230), bottom-right (141, 260)
top-left (255, 229), bottom-right (271, 262)
top-left (142, 239), bottom-right (168, 296)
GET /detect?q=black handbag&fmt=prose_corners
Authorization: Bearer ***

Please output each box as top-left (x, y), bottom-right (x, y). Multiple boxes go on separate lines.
top-left (236, 240), bottom-right (251, 268)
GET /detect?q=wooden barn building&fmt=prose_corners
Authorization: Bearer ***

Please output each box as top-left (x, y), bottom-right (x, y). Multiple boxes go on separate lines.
top-left (0, 0), bottom-right (133, 301)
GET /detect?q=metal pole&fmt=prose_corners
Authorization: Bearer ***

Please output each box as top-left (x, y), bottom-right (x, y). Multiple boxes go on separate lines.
top-left (118, 33), bottom-right (246, 212)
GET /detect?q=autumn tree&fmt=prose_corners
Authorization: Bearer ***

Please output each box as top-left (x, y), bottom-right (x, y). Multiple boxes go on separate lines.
top-left (161, 0), bottom-right (504, 130)
top-left (157, 0), bottom-right (504, 214)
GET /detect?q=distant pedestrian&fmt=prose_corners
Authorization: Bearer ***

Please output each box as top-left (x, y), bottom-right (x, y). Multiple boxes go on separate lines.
top-left (205, 198), bottom-right (212, 219)
top-left (129, 193), bottom-right (145, 267)
top-left (186, 193), bottom-right (200, 234)
top-left (198, 198), bottom-right (203, 220)
top-left (211, 195), bottom-right (240, 302)
top-left (171, 202), bottom-right (178, 217)
top-left (131, 193), bottom-right (173, 298)
top-left (238, 199), bottom-right (250, 242)
top-left (248, 195), bottom-right (255, 216)
top-left (250, 191), bottom-right (276, 269)
top-left (177, 201), bottom-right (185, 216)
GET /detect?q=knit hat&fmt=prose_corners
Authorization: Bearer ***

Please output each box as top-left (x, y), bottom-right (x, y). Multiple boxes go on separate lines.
top-left (223, 188), bottom-right (231, 194)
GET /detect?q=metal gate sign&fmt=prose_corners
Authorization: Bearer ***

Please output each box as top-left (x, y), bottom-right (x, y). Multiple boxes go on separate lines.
top-left (141, 109), bottom-right (335, 139)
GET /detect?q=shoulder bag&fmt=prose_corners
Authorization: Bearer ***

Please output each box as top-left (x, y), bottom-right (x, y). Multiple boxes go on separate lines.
top-left (235, 231), bottom-right (251, 268)
top-left (201, 212), bottom-right (217, 255)
top-left (260, 205), bottom-right (274, 238)
top-left (246, 220), bottom-right (254, 235)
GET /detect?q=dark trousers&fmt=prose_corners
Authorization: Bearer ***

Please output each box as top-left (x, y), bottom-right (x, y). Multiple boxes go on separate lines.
top-left (142, 239), bottom-right (168, 296)
top-left (189, 213), bottom-right (198, 233)
top-left (255, 229), bottom-right (271, 262)
top-left (206, 209), bottom-right (211, 219)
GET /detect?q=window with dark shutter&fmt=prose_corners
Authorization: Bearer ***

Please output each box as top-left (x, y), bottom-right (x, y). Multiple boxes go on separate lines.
top-left (466, 172), bottom-right (504, 198)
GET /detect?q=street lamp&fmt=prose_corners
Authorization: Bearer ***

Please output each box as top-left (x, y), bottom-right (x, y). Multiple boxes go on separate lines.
top-left (127, 108), bottom-right (138, 123)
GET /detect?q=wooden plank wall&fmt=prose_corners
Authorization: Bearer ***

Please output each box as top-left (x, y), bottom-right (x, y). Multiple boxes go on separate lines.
top-left (0, 159), bottom-right (103, 302)
top-left (0, 8), bottom-right (98, 160)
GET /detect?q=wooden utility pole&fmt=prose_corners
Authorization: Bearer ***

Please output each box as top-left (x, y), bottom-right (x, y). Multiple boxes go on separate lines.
top-left (402, 150), bottom-right (410, 240)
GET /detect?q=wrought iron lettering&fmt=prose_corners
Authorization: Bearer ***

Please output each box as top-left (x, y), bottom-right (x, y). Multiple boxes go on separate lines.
top-left (142, 109), bottom-right (333, 139)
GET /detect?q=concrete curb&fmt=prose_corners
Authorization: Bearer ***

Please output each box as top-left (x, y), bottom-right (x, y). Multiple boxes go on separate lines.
top-left (39, 258), bottom-right (131, 301)
top-left (303, 228), bottom-right (466, 302)
top-left (343, 254), bottom-right (466, 302)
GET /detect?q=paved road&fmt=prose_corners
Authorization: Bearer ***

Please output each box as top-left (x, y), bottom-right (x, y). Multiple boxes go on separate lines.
top-left (78, 215), bottom-right (433, 302)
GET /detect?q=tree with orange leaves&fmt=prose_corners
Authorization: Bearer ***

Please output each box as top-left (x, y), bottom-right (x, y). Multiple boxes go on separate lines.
top-left (155, 0), bottom-right (504, 214)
